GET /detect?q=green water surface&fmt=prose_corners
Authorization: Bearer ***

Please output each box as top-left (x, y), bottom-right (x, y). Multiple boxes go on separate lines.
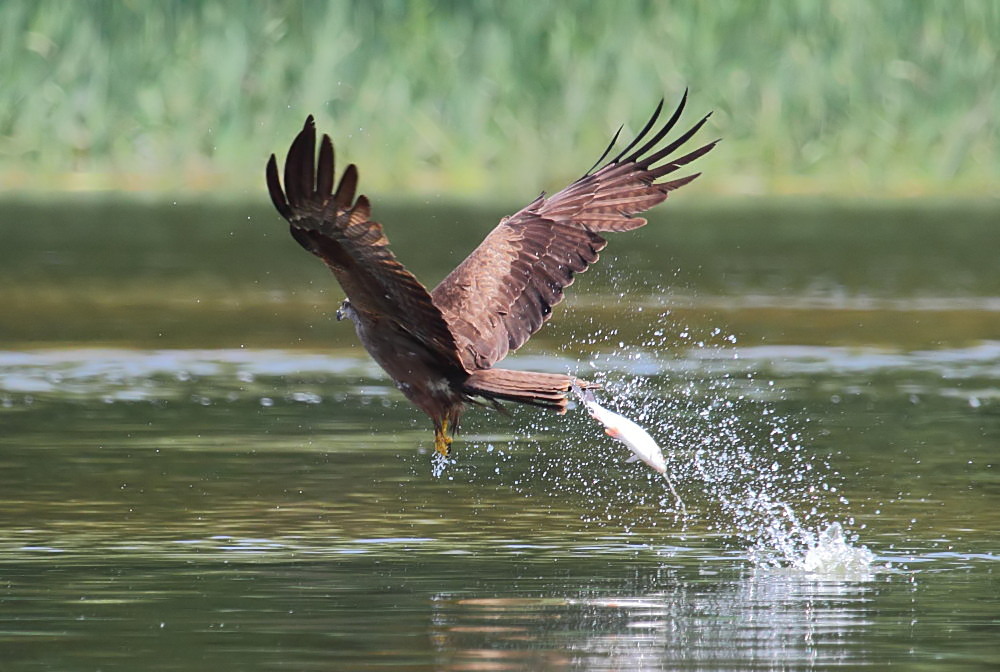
top-left (1, 197), bottom-right (998, 670)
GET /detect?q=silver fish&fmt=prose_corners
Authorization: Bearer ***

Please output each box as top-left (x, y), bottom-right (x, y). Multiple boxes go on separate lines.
top-left (573, 385), bottom-right (685, 511)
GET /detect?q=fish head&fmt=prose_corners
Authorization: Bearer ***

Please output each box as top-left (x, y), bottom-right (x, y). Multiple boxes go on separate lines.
top-left (646, 451), bottom-right (668, 474)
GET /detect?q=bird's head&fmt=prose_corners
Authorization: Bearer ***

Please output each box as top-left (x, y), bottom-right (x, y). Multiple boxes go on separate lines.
top-left (335, 299), bottom-right (355, 322)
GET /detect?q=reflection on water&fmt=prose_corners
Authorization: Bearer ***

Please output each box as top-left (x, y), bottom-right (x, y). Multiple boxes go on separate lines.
top-left (0, 546), bottom-right (887, 671)
top-left (434, 572), bottom-right (878, 671)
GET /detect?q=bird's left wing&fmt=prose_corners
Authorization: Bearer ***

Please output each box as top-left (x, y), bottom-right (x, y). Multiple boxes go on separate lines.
top-left (431, 92), bottom-right (718, 371)
top-left (267, 117), bottom-right (462, 366)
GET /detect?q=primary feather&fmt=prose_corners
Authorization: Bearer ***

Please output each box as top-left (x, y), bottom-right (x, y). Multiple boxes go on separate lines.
top-left (431, 92), bottom-right (718, 370)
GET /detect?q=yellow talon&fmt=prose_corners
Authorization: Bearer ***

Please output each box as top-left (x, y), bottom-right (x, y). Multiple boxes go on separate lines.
top-left (434, 418), bottom-right (453, 457)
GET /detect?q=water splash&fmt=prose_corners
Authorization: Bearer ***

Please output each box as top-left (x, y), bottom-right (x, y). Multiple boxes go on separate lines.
top-left (431, 452), bottom-right (455, 479)
top-left (794, 522), bottom-right (876, 576)
top-left (550, 306), bottom-right (877, 573)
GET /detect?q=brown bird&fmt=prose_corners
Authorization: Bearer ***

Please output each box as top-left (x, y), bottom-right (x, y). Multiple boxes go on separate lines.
top-left (266, 93), bottom-right (716, 457)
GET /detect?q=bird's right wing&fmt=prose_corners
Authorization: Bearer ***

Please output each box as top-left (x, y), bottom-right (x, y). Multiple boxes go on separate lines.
top-left (267, 117), bottom-right (462, 368)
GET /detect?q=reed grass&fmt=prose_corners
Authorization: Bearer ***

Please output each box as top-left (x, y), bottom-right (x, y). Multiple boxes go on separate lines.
top-left (1, 0), bottom-right (997, 197)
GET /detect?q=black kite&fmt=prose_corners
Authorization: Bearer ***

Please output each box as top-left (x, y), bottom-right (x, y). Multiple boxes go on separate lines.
top-left (266, 93), bottom-right (716, 456)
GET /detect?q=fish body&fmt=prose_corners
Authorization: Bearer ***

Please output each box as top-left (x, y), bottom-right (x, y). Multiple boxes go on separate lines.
top-left (573, 386), bottom-right (667, 474)
top-left (572, 385), bottom-right (686, 513)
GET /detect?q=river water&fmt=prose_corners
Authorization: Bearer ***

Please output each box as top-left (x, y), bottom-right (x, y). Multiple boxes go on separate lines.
top-left (1, 197), bottom-right (998, 669)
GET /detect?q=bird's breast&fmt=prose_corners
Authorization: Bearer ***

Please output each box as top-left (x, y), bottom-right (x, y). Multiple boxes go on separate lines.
top-left (351, 314), bottom-right (464, 413)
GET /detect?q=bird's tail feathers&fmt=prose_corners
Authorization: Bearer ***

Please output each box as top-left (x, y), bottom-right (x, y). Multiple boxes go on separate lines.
top-left (464, 369), bottom-right (596, 414)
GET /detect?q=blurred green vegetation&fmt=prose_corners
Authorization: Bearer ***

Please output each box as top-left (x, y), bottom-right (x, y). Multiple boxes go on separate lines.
top-left (1, 0), bottom-right (997, 197)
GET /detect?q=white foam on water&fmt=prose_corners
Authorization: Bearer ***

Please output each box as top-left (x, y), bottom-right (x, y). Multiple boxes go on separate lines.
top-left (792, 522), bottom-right (877, 576)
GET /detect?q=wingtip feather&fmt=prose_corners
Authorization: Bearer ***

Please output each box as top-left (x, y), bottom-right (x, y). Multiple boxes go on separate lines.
top-left (265, 154), bottom-right (294, 220)
top-left (334, 164), bottom-right (359, 209)
top-left (316, 134), bottom-right (335, 197)
top-left (284, 119), bottom-right (317, 208)
top-left (609, 97), bottom-right (666, 165)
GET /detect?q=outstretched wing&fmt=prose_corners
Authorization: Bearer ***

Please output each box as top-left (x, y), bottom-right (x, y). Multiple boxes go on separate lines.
top-left (266, 116), bottom-right (462, 366)
top-left (431, 92), bottom-right (718, 370)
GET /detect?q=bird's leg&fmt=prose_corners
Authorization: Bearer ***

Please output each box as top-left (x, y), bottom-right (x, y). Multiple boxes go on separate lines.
top-left (434, 418), bottom-right (453, 457)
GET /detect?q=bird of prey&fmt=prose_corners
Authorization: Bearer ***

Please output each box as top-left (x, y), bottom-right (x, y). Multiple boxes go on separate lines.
top-left (266, 92), bottom-right (716, 457)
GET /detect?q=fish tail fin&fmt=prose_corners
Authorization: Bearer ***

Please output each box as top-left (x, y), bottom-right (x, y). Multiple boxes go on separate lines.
top-left (465, 369), bottom-right (595, 415)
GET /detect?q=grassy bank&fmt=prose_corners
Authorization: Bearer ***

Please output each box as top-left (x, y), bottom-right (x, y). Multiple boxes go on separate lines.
top-left (2, 0), bottom-right (998, 197)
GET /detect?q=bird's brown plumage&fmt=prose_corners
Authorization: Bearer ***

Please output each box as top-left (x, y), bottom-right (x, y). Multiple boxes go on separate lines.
top-left (265, 93), bottom-right (717, 456)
